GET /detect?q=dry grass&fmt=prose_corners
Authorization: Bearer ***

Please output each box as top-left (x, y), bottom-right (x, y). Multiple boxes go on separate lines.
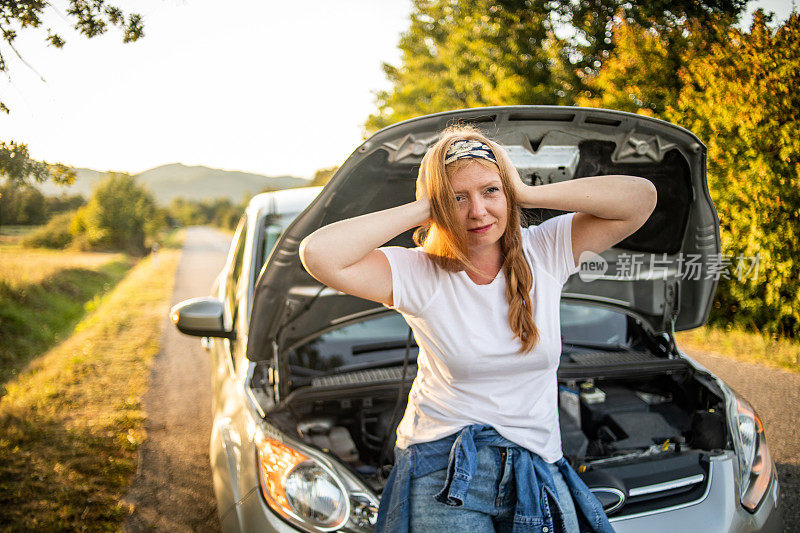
top-left (676, 325), bottom-right (800, 373)
top-left (0, 242), bottom-right (125, 288)
top-left (0, 243), bottom-right (132, 388)
top-left (0, 245), bottom-right (182, 531)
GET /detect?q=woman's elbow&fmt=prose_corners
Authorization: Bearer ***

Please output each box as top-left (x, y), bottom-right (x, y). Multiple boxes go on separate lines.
top-left (628, 176), bottom-right (657, 218)
top-left (299, 235), bottom-right (320, 277)
top-left (640, 178), bottom-right (657, 213)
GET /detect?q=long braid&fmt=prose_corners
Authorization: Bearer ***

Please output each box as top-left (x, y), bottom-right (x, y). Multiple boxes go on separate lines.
top-left (503, 219), bottom-right (538, 352)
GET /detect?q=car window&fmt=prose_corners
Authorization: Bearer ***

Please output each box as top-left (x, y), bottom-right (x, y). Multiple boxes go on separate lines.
top-left (256, 211), bottom-right (302, 274)
top-left (263, 225), bottom-right (282, 261)
top-left (226, 216), bottom-right (248, 314)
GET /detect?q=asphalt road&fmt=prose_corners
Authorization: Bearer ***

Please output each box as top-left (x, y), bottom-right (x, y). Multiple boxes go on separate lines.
top-left (119, 226), bottom-right (797, 532)
top-left (122, 226), bottom-right (230, 532)
top-left (682, 349), bottom-right (799, 533)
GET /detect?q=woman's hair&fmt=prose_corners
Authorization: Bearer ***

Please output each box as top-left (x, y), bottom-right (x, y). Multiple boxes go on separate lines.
top-left (414, 123), bottom-right (539, 352)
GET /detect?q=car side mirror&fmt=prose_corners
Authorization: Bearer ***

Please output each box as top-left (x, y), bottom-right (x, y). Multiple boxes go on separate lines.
top-left (170, 297), bottom-right (235, 340)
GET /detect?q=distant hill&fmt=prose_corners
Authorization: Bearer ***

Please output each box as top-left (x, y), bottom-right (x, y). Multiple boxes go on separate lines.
top-left (37, 163), bottom-right (310, 205)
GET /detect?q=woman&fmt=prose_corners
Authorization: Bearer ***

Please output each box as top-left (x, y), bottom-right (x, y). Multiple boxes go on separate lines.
top-left (300, 124), bottom-right (657, 532)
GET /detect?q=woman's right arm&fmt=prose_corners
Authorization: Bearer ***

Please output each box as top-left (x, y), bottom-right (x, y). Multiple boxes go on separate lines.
top-left (298, 198), bottom-right (431, 307)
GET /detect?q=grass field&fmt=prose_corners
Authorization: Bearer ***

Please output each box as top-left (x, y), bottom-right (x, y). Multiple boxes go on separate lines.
top-left (676, 324), bottom-right (800, 373)
top-left (0, 225), bottom-right (38, 242)
top-left (0, 244), bottom-right (182, 530)
top-left (0, 240), bottom-right (132, 390)
top-left (0, 244), bottom-right (127, 287)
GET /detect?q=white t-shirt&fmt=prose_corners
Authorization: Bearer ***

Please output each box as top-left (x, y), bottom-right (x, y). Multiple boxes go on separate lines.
top-left (377, 212), bottom-right (581, 463)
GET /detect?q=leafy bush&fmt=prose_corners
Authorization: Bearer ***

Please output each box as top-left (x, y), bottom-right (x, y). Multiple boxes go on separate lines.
top-left (166, 196), bottom-right (243, 230)
top-left (70, 173), bottom-right (161, 256)
top-left (21, 212), bottom-right (75, 249)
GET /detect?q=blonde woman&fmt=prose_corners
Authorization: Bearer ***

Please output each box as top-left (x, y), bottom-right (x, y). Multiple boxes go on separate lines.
top-left (300, 124), bottom-right (656, 532)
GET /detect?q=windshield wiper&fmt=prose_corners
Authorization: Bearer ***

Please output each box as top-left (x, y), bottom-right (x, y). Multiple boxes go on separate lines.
top-left (562, 340), bottom-right (632, 352)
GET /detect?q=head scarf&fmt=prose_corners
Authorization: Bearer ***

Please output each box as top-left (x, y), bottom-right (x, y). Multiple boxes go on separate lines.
top-left (443, 139), bottom-right (497, 166)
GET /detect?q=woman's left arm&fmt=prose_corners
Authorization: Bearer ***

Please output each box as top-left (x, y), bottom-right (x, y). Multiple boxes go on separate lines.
top-left (491, 142), bottom-right (658, 265)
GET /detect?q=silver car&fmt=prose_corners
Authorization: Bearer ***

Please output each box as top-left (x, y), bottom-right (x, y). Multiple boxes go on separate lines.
top-left (171, 106), bottom-right (783, 532)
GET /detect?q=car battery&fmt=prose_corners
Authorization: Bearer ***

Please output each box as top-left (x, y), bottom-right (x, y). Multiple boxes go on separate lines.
top-left (580, 385), bottom-right (650, 435)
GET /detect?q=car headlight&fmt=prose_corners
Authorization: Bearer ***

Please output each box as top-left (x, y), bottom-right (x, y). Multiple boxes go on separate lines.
top-left (256, 436), bottom-right (350, 531)
top-left (729, 394), bottom-right (775, 512)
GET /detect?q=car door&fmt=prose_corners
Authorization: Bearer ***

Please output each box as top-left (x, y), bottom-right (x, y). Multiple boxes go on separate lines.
top-left (212, 215), bottom-right (247, 400)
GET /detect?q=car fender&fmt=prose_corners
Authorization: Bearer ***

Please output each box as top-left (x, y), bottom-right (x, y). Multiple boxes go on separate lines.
top-left (210, 416), bottom-right (241, 520)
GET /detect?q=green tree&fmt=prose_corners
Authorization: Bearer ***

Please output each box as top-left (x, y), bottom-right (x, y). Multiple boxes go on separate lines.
top-left (167, 197), bottom-right (205, 227)
top-left (166, 196), bottom-right (244, 230)
top-left (0, 182), bottom-right (46, 224)
top-left (665, 11), bottom-right (800, 338)
top-left (573, 11), bottom-right (741, 116)
top-left (552, 0), bottom-right (745, 100)
top-left (0, 142), bottom-right (75, 187)
top-left (0, 1), bottom-right (143, 186)
top-left (0, 1), bottom-right (143, 113)
top-left (573, 19), bottom-right (683, 115)
top-left (44, 192), bottom-right (86, 218)
top-left (366, 0), bottom-right (747, 133)
top-left (71, 173), bottom-right (158, 255)
top-left (366, 0), bottom-right (563, 133)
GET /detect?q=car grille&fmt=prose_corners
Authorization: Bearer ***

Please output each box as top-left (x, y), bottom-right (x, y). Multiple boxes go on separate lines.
top-left (569, 351), bottom-right (659, 365)
top-left (583, 452), bottom-right (711, 519)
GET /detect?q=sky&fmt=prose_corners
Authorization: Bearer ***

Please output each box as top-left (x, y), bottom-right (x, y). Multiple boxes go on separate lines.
top-left (0, 0), bottom-right (794, 180)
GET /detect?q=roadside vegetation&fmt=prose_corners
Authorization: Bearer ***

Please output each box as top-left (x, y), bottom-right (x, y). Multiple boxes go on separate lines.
top-left (166, 196), bottom-right (244, 231)
top-left (14, 173), bottom-right (164, 255)
top-left (0, 173), bottom-right (175, 392)
top-left (0, 241), bottom-right (182, 530)
top-left (0, 238), bottom-right (131, 390)
top-left (676, 326), bottom-right (800, 374)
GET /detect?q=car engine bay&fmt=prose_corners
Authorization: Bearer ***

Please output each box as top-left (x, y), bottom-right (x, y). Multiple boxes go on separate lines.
top-left (256, 360), bottom-right (729, 517)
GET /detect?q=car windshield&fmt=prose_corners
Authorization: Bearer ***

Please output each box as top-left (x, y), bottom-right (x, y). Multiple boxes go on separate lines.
top-left (287, 313), bottom-right (416, 380)
top-left (560, 303), bottom-right (633, 349)
top-left (287, 301), bottom-right (646, 382)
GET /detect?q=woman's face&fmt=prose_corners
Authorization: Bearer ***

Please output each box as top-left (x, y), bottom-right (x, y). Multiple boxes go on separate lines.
top-left (447, 160), bottom-right (508, 253)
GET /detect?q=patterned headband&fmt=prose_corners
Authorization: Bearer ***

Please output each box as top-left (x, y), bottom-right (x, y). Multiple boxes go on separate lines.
top-left (443, 139), bottom-right (497, 166)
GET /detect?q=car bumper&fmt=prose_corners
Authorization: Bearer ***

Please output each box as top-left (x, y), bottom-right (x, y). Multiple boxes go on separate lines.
top-left (221, 452), bottom-right (781, 532)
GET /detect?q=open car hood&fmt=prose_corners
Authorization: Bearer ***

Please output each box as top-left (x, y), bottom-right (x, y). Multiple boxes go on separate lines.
top-left (247, 106), bottom-right (720, 363)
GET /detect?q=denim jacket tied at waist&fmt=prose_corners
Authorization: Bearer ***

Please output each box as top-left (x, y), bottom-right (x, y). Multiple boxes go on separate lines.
top-left (375, 424), bottom-right (615, 533)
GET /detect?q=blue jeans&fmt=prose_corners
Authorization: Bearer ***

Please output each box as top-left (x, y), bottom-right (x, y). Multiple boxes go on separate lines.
top-left (409, 445), bottom-right (580, 532)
